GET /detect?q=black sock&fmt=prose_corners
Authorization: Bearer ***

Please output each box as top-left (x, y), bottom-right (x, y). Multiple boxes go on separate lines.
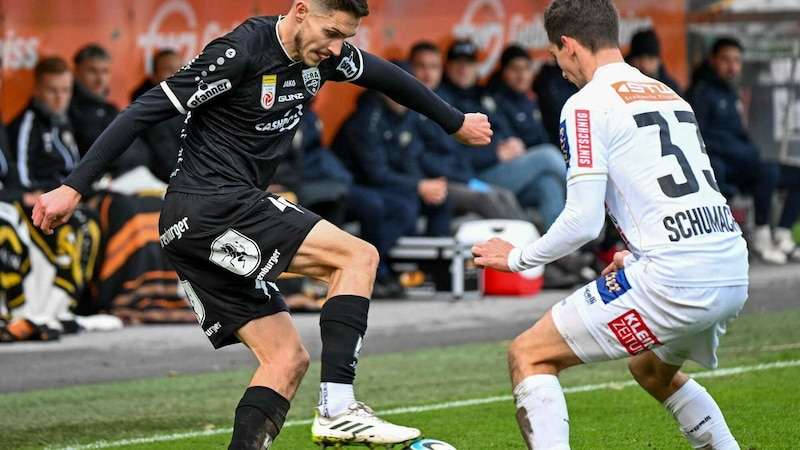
top-left (319, 295), bottom-right (369, 383)
top-left (228, 386), bottom-right (290, 450)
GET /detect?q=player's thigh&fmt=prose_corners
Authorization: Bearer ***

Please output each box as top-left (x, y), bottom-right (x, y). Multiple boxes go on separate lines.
top-left (288, 219), bottom-right (378, 281)
top-left (511, 309), bottom-right (584, 372)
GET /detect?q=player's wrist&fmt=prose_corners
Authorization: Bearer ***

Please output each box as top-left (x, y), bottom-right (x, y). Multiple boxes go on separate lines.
top-left (507, 247), bottom-right (525, 272)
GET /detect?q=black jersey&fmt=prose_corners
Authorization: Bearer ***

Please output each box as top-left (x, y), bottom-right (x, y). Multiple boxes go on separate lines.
top-left (63, 15), bottom-right (464, 197)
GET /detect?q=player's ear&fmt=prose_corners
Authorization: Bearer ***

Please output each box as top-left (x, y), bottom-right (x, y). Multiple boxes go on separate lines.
top-left (293, 0), bottom-right (310, 22)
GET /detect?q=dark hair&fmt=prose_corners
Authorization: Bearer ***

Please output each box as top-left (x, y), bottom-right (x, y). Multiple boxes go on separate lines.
top-left (544, 0), bottom-right (619, 52)
top-left (409, 41), bottom-right (440, 62)
top-left (73, 43), bottom-right (111, 65)
top-left (35, 56), bottom-right (70, 80)
top-left (315, 0), bottom-right (369, 17)
top-left (153, 48), bottom-right (179, 69)
top-left (710, 37), bottom-right (743, 56)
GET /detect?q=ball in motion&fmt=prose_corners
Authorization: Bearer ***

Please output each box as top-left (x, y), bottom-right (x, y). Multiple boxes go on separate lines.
top-left (403, 438), bottom-right (458, 450)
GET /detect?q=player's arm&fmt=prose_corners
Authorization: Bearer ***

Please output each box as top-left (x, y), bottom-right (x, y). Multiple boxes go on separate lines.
top-left (350, 51), bottom-right (491, 146)
top-left (33, 89), bottom-right (179, 233)
top-left (471, 178), bottom-right (606, 272)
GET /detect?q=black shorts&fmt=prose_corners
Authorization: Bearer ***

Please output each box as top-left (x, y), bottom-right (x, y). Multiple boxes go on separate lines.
top-left (159, 189), bottom-right (322, 348)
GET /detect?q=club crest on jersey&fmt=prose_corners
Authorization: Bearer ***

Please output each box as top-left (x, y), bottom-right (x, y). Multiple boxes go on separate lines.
top-left (261, 75), bottom-right (277, 110)
top-left (575, 109), bottom-right (593, 168)
top-left (302, 67), bottom-right (321, 95)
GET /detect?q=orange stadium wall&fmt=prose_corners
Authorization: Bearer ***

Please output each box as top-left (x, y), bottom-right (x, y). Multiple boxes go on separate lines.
top-left (0, 0), bottom-right (686, 144)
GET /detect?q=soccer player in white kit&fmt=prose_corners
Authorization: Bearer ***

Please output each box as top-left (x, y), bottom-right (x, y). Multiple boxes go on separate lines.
top-left (471, 1), bottom-right (748, 449)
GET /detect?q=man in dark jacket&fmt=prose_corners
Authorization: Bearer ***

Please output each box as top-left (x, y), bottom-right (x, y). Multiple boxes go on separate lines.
top-left (70, 44), bottom-right (152, 182)
top-left (687, 36), bottom-right (800, 264)
top-left (131, 48), bottom-right (186, 183)
top-left (437, 39), bottom-right (567, 231)
top-left (625, 28), bottom-right (683, 96)
top-left (6, 56), bottom-right (101, 334)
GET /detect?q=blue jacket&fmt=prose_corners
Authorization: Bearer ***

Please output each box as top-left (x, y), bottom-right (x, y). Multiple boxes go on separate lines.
top-left (686, 61), bottom-right (760, 167)
top-left (331, 91), bottom-right (425, 196)
top-left (483, 77), bottom-right (550, 149)
top-left (435, 77), bottom-right (514, 172)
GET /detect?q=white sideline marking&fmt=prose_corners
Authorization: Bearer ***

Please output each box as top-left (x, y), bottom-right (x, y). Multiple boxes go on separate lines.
top-left (50, 359), bottom-right (800, 450)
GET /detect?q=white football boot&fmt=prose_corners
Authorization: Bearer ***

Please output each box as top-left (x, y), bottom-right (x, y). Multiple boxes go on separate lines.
top-left (311, 401), bottom-right (420, 448)
top-left (750, 226), bottom-right (787, 265)
top-left (774, 227), bottom-right (800, 262)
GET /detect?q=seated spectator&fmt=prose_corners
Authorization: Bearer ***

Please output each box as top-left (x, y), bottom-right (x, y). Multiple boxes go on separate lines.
top-left (130, 48), bottom-right (186, 184)
top-left (438, 39), bottom-right (567, 231)
top-left (70, 44), bottom-right (160, 189)
top-left (332, 86), bottom-right (454, 297)
top-left (625, 28), bottom-right (683, 96)
top-left (532, 58), bottom-right (578, 146)
top-left (686, 36), bottom-right (800, 264)
top-left (333, 88), bottom-right (452, 237)
top-left (5, 56), bottom-right (103, 337)
top-left (69, 44), bottom-right (188, 321)
top-left (294, 107), bottom-right (409, 299)
top-left (408, 41), bottom-right (528, 222)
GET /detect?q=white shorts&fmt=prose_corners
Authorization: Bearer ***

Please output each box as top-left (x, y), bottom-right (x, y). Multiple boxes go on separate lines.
top-left (551, 262), bottom-right (748, 369)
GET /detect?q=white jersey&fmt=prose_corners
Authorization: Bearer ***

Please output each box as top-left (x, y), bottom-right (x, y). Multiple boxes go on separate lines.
top-left (560, 63), bottom-right (748, 286)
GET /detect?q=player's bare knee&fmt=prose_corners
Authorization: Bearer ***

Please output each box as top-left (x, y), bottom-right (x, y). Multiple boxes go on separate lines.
top-left (628, 358), bottom-right (672, 393)
top-left (345, 239), bottom-right (379, 273)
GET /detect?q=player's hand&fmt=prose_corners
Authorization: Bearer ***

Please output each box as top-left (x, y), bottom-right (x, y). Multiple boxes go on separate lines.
top-left (471, 237), bottom-right (515, 272)
top-left (32, 185), bottom-right (82, 235)
top-left (600, 250), bottom-right (631, 276)
top-left (454, 112), bottom-right (492, 146)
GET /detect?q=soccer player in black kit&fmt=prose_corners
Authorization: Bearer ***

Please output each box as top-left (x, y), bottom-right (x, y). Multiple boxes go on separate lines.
top-left (33, 1), bottom-right (492, 449)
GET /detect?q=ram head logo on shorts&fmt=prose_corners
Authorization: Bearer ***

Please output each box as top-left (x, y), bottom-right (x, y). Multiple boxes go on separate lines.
top-left (209, 228), bottom-right (262, 276)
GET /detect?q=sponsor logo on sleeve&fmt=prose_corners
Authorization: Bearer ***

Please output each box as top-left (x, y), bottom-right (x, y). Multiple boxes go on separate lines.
top-left (260, 75), bottom-right (277, 110)
top-left (608, 309), bottom-right (661, 355)
top-left (336, 54), bottom-right (359, 79)
top-left (187, 78), bottom-right (231, 108)
top-left (302, 67), bottom-right (321, 95)
top-left (575, 109), bottom-right (593, 168)
top-left (209, 228), bottom-right (261, 276)
top-left (559, 119), bottom-right (570, 169)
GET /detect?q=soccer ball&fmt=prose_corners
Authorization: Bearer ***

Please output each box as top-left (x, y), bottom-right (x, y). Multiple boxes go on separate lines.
top-left (402, 438), bottom-right (458, 449)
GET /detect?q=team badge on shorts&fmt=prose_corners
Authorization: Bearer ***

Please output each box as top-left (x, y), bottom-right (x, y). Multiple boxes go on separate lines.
top-left (596, 269), bottom-right (632, 304)
top-left (209, 228), bottom-right (262, 276)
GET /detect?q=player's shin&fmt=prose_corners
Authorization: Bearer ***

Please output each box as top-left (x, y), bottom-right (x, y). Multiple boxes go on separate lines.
top-left (318, 294), bottom-right (369, 417)
top-left (663, 378), bottom-right (740, 450)
top-left (513, 374), bottom-right (570, 450)
top-left (229, 386), bottom-right (290, 450)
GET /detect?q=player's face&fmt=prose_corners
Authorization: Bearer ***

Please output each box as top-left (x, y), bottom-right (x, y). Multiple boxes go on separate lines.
top-left (445, 58), bottom-right (478, 89)
top-left (153, 53), bottom-right (182, 83)
top-left (410, 50), bottom-right (443, 90)
top-left (295, 10), bottom-right (360, 67)
top-left (501, 57), bottom-right (535, 93)
top-left (630, 55), bottom-right (660, 78)
top-left (548, 41), bottom-right (585, 88)
top-left (75, 58), bottom-right (111, 97)
top-left (710, 46), bottom-right (742, 83)
top-left (35, 71), bottom-right (73, 116)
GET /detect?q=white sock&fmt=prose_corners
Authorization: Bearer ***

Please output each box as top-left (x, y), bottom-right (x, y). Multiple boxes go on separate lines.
top-left (663, 378), bottom-right (740, 449)
top-left (318, 382), bottom-right (356, 417)
top-left (513, 375), bottom-right (570, 450)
